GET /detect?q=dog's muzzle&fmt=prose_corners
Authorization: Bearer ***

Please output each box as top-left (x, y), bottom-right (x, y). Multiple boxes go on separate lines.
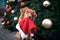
top-left (29, 16), bottom-right (32, 20)
top-left (29, 16), bottom-right (31, 18)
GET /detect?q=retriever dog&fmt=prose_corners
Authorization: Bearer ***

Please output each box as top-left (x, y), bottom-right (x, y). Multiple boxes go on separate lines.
top-left (16, 7), bottom-right (37, 40)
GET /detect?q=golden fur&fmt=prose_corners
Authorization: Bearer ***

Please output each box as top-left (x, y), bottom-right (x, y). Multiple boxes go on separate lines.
top-left (18, 7), bottom-right (37, 22)
top-left (16, 7), bottom-right (37, 40)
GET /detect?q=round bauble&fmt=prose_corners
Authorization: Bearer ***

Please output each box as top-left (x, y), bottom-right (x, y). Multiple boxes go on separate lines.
top-left (2, 17), bottom-right (4, 21)
top-left (6, 5), bottom-right (8, 8)
top-left (7, 1), bottom-right (9, 3)
top-left (2, 21), bottom-right (5, 25)
top-left (21, 2), bottom-right (25, 7)
top-left (9, 7), bottom-right (12, 10)
top-left (42, 19), bottom-right (52, 29)
top-left (14, 17), bottom-right (18, 21)
top-left (43, 0), bottom-right (50, 7)
top-left (5, 7), bottom-right (12, 12)
top-left (5, 7), bottom-right (10, 12)
top-left (6, 21), bottom-right (10, 25)
top-left (11, 10), bottom-right (15, 13)
top-left (17, 0), bottom-right (22, 2)
top-left (12, 0), bottom-right (15, 1)
top-left (4, 12), bottom-right (6, 16)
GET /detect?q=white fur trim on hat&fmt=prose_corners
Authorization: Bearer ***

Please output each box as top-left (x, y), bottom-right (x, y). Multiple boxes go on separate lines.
top-left (16, 23), bottom-right (34, 39)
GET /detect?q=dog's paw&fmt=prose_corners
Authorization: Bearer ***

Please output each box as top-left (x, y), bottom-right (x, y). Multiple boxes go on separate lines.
top-left (15, 32), bottom-right (20, 39)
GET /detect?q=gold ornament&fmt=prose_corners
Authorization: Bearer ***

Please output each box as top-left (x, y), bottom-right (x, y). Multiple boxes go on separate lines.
top-left (17, 0), bottom-right (22, 2)
top-left (42, 18), bottom-right (52, 29)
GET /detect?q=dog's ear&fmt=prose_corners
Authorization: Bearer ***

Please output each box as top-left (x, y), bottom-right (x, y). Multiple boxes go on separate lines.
top-left (33, 10), bottom-right (37, 17)
top-left (20, 8), bottom-right (24, 15)
top-left (18, 8), bottom-right (25, 22)
top-left (20, 7), bottom-right (28, 15)
top-left (32, 10), bottom-right (37, 21)
top-left (19, 7), bottom-right (28, 22)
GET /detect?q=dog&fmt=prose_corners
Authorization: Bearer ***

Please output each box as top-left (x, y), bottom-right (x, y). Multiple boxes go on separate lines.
top-left (16, 7), bottom-right (37, 40)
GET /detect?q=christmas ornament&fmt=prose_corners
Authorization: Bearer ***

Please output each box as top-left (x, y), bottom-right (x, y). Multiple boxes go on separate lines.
top-left (42, 19), bottom-right (52, 29)
top-left (17, 0), bottom-right (22, 2)
top-left (21, 2), bottom-right (25, 7)
top-left (6, 5), bottom-right (8, 8)
top-left (5, 7), bottom-right (12, 12)
top-left (14, 17), bottom-right (18, 21)
top-left (2, 17), bottom-right (4, 21)
top-left (43, 0), bottom-right (50, 7)
top-left (6, 9), bottom-right (10, 12)
top-left (4, 12), bottom-right (6, 16)
top-left (11, 10), bottom-right (15, 13)
top-left (9, 7), bottom-right (12, 10)
top-left (9, 0), bottom-right (15, 2)
top-left (7, 1), bottom-right (9, 3)
top-left (12, 0), bottom-right (15, 1)
top-left (2, 21), bottom-right (5, 25)
top-left (6, 21), bottom-right (10, 25)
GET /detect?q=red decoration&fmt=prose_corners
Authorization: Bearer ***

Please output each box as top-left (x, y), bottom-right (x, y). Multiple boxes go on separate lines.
top-left (2, 17), bottom-right (4, 21)
top-left (6, 21), bottom-right (10, 25)
top-left (9, 7), bottom-right (12, 10)
top-left (5, 7), bottom-right (12, 12)
top-left (21, 2), bottom-right (25, 7)
top-left (16, 18), bottom-right (37, 36)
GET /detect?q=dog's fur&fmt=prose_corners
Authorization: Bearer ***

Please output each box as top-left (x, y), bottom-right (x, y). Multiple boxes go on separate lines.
top-left (16, 7), bottom-right (37, 40)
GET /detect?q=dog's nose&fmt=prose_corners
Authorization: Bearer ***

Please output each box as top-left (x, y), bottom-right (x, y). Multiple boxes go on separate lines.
top-left (29, 16), bottom-right (31, 18)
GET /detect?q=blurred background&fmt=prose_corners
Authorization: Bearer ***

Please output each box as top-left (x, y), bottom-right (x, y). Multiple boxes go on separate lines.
top-left (0, 0), bottom-right (7, 17)
top-left (0, 0), bottom-right (60, 40)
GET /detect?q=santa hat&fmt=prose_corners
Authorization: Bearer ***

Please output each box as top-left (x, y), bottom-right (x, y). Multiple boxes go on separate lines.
top-left (16, 18), bottom-right (37, 39)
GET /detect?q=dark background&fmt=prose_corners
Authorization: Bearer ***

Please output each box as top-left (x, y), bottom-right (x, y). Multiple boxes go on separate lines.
top-left (0, 0), bottom-right (7, 17)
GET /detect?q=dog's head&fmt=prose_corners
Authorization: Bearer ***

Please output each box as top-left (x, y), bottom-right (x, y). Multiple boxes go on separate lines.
top-left (19, 7), bottom-right (37, 22)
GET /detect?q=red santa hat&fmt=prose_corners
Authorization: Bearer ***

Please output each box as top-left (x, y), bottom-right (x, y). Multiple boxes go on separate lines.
top-left (16, 18), bottom-right (37, 39)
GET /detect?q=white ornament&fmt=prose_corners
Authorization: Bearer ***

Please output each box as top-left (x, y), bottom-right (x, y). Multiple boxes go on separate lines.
top-left (11, 10), bottom-right (15, 13)
top-left (14, 17), bottom-right (18, 21)
top-left (2, 22), bottom-right (5, 25)
top-left (7, 1), bottom-right (9, 3)
top-left (43, 0), bottom-right (50, 7)
top-left (17, 0), bottom-right (22, 2)
top-left (6, 5), bottom-right (8, 8)
top-left (6, 5), bottom-right (8, 7)
top-left (4, 12), bottom-right (6, 16)
top-left (42, 19), bottom-right (52, 29)
top-left (12, 0), bottom-right (15, 1)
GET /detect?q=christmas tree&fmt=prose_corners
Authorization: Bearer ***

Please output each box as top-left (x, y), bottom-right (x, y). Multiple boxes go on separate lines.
top-left (2, 0), bottom-right (60, 40)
